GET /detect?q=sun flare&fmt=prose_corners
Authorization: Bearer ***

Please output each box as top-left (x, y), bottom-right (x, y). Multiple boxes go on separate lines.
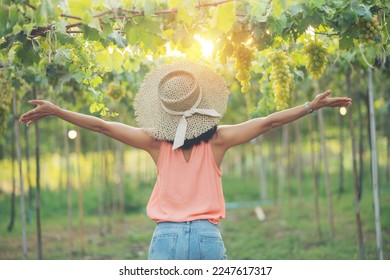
top-left (194, 34), bottom-right (214, 58)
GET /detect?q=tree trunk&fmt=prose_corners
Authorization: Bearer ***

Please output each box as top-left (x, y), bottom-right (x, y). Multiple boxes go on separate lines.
top-left (117, 141), bottom-right (125, 215)
top-left (63, 121), bottom-right (73, 258)
top-left (318, 108), bottom-right (335, 238)
top-left (24, 125), bottom-right (33, 224)
top-left (338, 109), bottom-right (345, 196)
top-left (270, 131), bottom-right (278, 205)
top-left (32, 87), bottom-right (43, 260)
top-left (312, 79), bottom-right (335, 239)
top-left (346, 69), bottom-right (365, 259)
top-left (309, 116), bottom-right (322, 239)
top-left (387, 100), bottom-right (390, 182)
top-left (257, 136), bottom-right (267, 200)
top-left (357, 91), bottom-right (365, 200)
top-left (13, 90), bottom-right (28, 259)
top-left (367, 67), bottom-right (383, 260)
top-left (98, 134), bottom-right (105, 236)
top-left (104, 138), bottom-right (112, 234)
top-left (294, 121), bottom-right (303, 208)
top-left (75, 128), bottom-right (85, 256)
top-left (234, 150), bottom-right (243, 177)
top-left (114, 140), bottom-right (125, 215)
top-left (279, 126), bottom-right (287, 206)
top-left (7, 124), bottom-right (16, 232)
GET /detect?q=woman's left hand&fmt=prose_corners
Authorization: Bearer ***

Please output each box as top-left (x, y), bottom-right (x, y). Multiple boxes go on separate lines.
top-left (309, 90), bottom-right (352, 111)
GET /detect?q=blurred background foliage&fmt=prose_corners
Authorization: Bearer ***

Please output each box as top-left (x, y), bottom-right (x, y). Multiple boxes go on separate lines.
top-left (0, 0), bottom-right (389, 260)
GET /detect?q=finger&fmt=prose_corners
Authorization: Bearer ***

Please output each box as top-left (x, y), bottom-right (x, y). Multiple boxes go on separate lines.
top-left (322, 90), bottom-right (332, 97)
top-left (329, 99), bottom-right (352, 107)
top-left (27, 109), bottom-right (37, 116)
top-left (20, 111), bottom-right (38, 122)
top-left (26, 116), bottom-right (40, 126)
top-left (28, 100), bottom-right (44, 105)
top-left (23, 113), bottom-right (48, 124)
top-left (19, 113), bottom-right (31, 121)
top-left (329, 97), bottom-right (352, 103)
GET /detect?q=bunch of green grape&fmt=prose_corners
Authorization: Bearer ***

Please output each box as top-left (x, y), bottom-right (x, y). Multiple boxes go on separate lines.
top-left (233, 43), bottom-right (254, 93)
top-left (303, 39), bottom-right (328, 80)
top-left (267, 50), bottom-right (293, 110)
top-left (358, 15), bottom-right (382, 43)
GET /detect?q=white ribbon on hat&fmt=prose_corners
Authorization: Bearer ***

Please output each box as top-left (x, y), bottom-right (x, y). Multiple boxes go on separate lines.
top-left (160, 87), bottom-right (221, 150)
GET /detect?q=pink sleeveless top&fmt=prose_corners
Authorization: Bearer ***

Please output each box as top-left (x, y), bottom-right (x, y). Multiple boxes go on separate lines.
top-left (146, 141), bottom-right (225, 224)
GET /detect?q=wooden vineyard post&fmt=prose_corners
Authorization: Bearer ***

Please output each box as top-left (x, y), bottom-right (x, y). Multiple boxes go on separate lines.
top-left (338, 106), bottom-right (345, 196)
top-left (33, 86), bottom-right (43, 259)
top-left (294, 121), bottom-right (303, 208)
top-left (63, 122), bottom-right (73, 258)
top-left (308, 113), bottom-right (322, 239)
top-left (317, 109), bottom-right (335, 238)
top-left (314, 80), bottom-right (334, 239)
top-left (367, 67), bottom-right (383, 260)
top-left (13, 90), bottom-right (28, 259)
top-left (346, 69), bottom-right (365, 259)
top-left (75, 127), bottom-right (85, 256)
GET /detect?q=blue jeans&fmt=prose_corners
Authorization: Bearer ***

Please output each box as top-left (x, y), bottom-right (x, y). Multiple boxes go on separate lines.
top-left (148, 220), bottom-right (227, 260)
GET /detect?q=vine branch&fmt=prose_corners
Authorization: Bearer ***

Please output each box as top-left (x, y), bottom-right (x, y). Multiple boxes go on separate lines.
top-left (60, 14), bottom-right (82, 21)
top-left (314, 31), bottom-right (341, 37)
top-left (27, 0), bottom-right (234, 38)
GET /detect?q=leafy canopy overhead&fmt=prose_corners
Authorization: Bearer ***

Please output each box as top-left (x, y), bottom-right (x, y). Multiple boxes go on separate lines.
top-left (0, 0), bottom-right (388, 118)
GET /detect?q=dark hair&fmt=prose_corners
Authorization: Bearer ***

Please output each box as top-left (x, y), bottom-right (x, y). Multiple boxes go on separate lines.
top-left (169, 126), bottom-right (217, 150)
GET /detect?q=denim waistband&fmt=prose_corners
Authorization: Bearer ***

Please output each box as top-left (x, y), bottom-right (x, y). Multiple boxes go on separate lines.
top-left (156, 219), bottom-right (218, 231)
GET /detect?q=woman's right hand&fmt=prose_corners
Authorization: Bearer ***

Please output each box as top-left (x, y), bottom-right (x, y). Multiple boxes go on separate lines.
top-left (19, 100), bottom-right (58, 126)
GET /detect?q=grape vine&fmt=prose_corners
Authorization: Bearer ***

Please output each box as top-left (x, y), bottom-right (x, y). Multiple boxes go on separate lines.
top-left (0, 0), bottom-right (387, 124)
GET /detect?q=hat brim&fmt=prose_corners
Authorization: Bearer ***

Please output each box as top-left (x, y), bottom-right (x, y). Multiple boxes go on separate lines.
top-left (134, 61), bottom-right (230, 141)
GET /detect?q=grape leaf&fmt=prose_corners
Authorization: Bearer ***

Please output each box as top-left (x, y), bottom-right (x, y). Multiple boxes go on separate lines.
top-left (125, 18), bottom-right (163, 51)
top-left (37, 0), bottom-right (55, 24)
top-left (288, 3), bottom-right (304, 17)
top-left (143, 0), bottom-right (157, 17)
top-left (107, 32), bottom-right (128, 48)
top-left (81, 25), bottom-right (101, 41)
top-left (272, 0), bottom-right (286, 18)
top-left (68, 0), bottom-right (93, 18)
top-left (15, 42), bottom-right (40, 66)
top-left (8, 5), bottom-right (19, 27)
top-left (268, 14), bottom-right (287, 35)
top-left (354, 4), bottom-right (372, 20)
top-left (53, 49), bottom-right (71, 65)
top-left (95, 48), bottom-right (123, 72)
top-left (211, 1), bottom-right (235, 33)
top-left (88, 18), bottom-right (103, 32)
top-left (89, 76), bottom-right (103, 87)
top-left (339, 36), bottom-right (354, 50)
top-left (310, 0), bottom-right (326, 9)
top-left (168, 0), bottom-right (196, 25)
top-left (0, 8), bottom-right (9, 36)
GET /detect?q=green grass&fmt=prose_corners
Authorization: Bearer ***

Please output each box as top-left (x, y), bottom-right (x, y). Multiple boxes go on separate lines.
top-left (0, 173), bottom-right (389, 260)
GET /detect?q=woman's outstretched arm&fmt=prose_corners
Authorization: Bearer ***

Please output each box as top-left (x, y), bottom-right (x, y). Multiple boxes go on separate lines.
top-left (215, 90), bottom-right (352, 150)
top-left (19, 100), bottom-right (160, 157)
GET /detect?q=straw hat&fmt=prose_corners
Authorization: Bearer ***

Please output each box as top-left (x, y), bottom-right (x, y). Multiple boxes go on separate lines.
top-left (134, 61), bottom-right (229, 149)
